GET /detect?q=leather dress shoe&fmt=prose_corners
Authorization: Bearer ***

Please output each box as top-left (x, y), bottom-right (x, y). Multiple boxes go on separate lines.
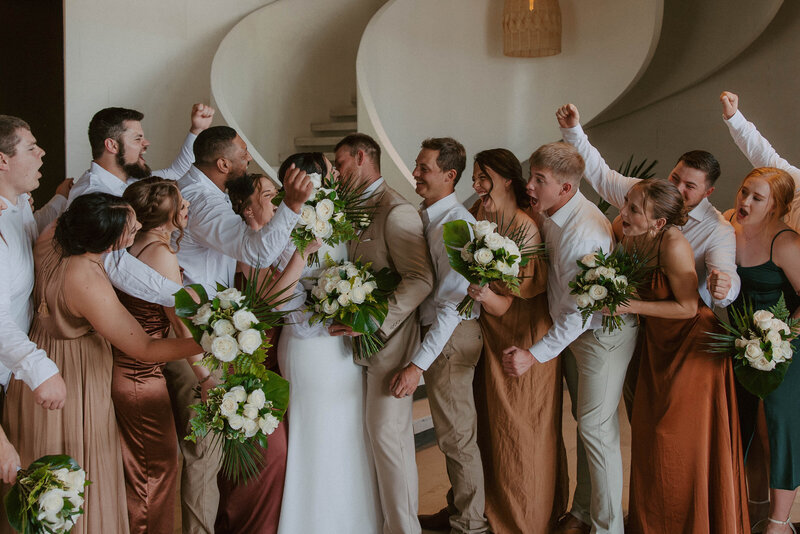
top-left (554, 513), bottom-right (591, 534)
top-left (418, 508), bottom-right (451, 531)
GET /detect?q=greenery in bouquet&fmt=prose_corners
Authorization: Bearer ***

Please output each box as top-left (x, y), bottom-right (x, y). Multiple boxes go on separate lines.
top-left (443, 218), bottom-right (544, 317)
top-left (185, 374), bottom-right (288, 483)
top-left (5, 455), bottom-right (89, 534)
top-left (307, 257), bottom-right (401, 359)
top-left (569, 245), bottom-right (652, 333)
top-left (707, 294), bottom-right (798, 399)
top-left (274, 171), bottom-right (374, 264)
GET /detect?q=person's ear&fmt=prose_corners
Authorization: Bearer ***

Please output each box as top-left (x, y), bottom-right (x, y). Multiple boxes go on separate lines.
top-left (104, 137), bottom-right (119, 155)
top-left (0, 151), bottom-right (9, 171)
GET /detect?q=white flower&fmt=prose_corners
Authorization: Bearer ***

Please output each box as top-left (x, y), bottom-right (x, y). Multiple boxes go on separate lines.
top-left (581, 253), bottom-right (598, 268)
top-left (753, 310), bottom-right (775, 331)
top-left (227, 413), bottom-right (245, 430)
top-left (336, 279), bottom-right (352, 294)
top-left (229, 385), bottom-right (248, 403)
top-left (315, 199), bottom-right (335, 221)
top-left (496, 261), bottom-right (515, 276)
top-left (300, 204), bottom-right (317, 227)
top-left (575, 292), bottom-right (595, 308)
top-left (63, 470), bottom-right (86, 492)
top-left (770, 318), bottom-right (791, 335)
top-left (219, 394), bottom-right (239, 417)
top-left (312, 284), bottom-right (328, 301)
top-left (474, 248), bottom-right (494, 265)
top-left (766, 329), bottom-right (783, 348)
top-left (242, 417), bottom-right (259, 437)
top-left (232, 309), bottom-right (258, 331)
top-left (307, 172), bottom-right (322, 190)
top-left (192, 303), bottom-right (213, 326)
top-left (613, 275), bottom-right (628, 288)
top-left (473, 220), bottom-right (497, 239)
top-left (352, 276), bottom-right (363, 288)
top-left (587, 284), bottom-right (608, 301)
top-left (211, 335), bottom-right (239, 362)
top-left (596, 266), bottom-right (615, 279)
top-left (782, 340), bottom-right (793, 360)
top-left (351, 286), bottom-right (367, 304)
top-left (460, 247), bottom-right (473, 262)
top-left (37, 488), bottom-right (65, 517)
top-left (585, 269), bottom-right (599, 281)
top-left (751, 355), bottom-right (777, 372)
top-left (322, 299), bottom-right (340, 315)
top-left (247, 389), bottom-right (266, 410)
top-left (312, 219), bottom-right (333, 239)
top-left (200, 332), bottom-right (214, 353)
top-left (217, 288), bottom-right (245, 309)
top-left (484, 232), bottom-right (505, 251)
top-left (52, 468), bottom-right (69, 483)
top-left (345, 264), bottom-right (359, 278)
top-left (362, 281), bottom-right (377, 294)
top-left (63, 489), bottom-right (82, 509)
top-left (259, 414), bottom-right (280, 435)
top-left (237, 329), bottom-right (263, 354)
top-left (323, 278), bottom-right (338, 294)
top-left (333, 212), bottom-right (345, 222)
top-left (734, 337), bottom-right (749, 349)
top-left (509, 262), bottom-right (520, 276)
top-left (212, 319), bottom-right (235, 337)
top-left (744, 341), bottom-right (764, 362)
top-left (338, 292), bottom-right (351, 306)
top-left (242, 403), bottom-right (259, 420)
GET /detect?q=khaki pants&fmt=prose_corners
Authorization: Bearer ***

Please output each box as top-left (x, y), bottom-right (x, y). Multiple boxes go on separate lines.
top-left (562, 320), bottom-right (638, 534)
top-left (163, 360), bottom-right (222, 534)
top-left (423, 319), bottom-right (488, 534)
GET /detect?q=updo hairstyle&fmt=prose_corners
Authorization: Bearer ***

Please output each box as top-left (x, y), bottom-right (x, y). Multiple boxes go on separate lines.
top-left (631, 179), bottom-right (689, 227)
top-left (122, 177), bottom-right (184, 249)
top-left (55, 193), bottom-right (132, 256)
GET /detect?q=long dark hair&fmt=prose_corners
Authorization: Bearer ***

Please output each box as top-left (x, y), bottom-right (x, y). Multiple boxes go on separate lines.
top-left (278, 152), bottom-right (327, 181)
top-left (474, 149), bottom-right (529, 209)
top-left (55, 193), bottom-right (132, 256)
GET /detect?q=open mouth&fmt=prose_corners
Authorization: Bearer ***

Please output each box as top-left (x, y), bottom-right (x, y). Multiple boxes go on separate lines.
top-left (737, 207), bottom-right (749, 219)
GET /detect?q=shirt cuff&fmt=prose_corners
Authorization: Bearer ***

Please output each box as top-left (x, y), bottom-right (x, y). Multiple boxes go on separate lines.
top-left (15, 353), bottom-right (59, 390)
top-left (724, 110), bottom-right (745, 128)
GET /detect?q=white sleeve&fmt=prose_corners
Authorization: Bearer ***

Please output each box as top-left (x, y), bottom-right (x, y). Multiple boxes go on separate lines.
top-left (725, 110), bottom-right (800, 187)
top-left (704, 220), bottom-right (740, 308)
top-left (33, 194), bottom-right (67, 234)
top-left (0, 249), bottom-right (58, 390)
top-left (153, 133), bottom-right (197, 181)
top-left (104, 249), bottom-right (183, 307)
top-left (560, 124), bottom-right (639, 209)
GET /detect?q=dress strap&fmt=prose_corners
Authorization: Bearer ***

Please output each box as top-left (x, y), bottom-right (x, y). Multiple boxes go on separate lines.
top-left (728, 211), bottom-right (735, 223)
top-left (133, 240), bottom-right (171, 259)
top-left (770, 229), bottom-right (798, 261)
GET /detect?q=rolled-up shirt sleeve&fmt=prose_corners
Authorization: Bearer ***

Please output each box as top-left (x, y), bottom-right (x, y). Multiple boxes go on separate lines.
top-left (155, 133), bottom-right (197, 181)
top-left (33, 194), bottom-right (67, 234)
top-left (104, 249), bottom-right (183, 307)
top-left (705, 220), bottom-right (740, 307)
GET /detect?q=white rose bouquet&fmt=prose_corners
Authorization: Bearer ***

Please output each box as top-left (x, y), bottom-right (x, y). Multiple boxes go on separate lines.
top-left (707, 294), bottom-right (798, 398)
top-left (307, 257), bottom-right (401, 359)
top-left (274, 171), bottom-right (373, 265)
top-left (185, 375), bottom-right (288, 482)
top-left (568, 245), bottom-right (652, 333)
top-left (5, 455), bottom-right (89, 533)
top-left (443, 218), bottom-right (544, 317)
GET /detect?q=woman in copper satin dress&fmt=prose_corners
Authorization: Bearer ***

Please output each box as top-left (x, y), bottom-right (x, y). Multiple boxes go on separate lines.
top-left (112, 178), bottom-right (212, 534)
top-left (468, 149), bottom-right (567, 533)
top-left (610, 180), bottom-right (748, 534)
top-left (2, 193), bottom-right (202, 534)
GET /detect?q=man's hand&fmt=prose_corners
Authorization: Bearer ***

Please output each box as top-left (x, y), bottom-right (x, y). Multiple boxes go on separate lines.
top-left (301, 238), bottom-right (324, 262)
top-left (328, 322), bottom-right (362, 337)
top-left (389, 364), bottom-right (423, 398)
top-left (720, 91), bottom-right (739, 120)
top-left (556, 103), bottom-right (581, 129)
top-left (189, 103), bottom-right (216, 135)
top-left (54, 177), bottom-right (74, 199)
top-left (501, 346), bottom-right (535, 377)
top-left (707, 269), bottom-right (732, 301)
top-left (0, 432), bottom-right (20, 484)
top-left (282, 164), bottom-right (313, 213)
top-left (33, 373), bottom-right (67, 410)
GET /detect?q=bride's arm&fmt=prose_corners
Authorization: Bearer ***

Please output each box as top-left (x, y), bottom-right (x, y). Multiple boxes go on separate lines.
top-left (241, 239), bottom-right (323, 310)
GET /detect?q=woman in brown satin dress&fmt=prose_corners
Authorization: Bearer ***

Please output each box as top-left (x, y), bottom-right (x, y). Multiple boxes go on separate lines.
top-left (113, 178), bottom-right (212, 534)
top-left (610, 180), bottom-right (749, 533)
top-left (2, 193), bottom-right (202, 534)
top-left (467, 149), bottom-right (567, 533)
top-left (214, 171), bottom-right (321, 534)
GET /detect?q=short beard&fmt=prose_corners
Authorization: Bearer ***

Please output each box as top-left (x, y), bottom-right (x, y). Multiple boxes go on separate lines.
top-left (116, 143), bottom-right (152, 179)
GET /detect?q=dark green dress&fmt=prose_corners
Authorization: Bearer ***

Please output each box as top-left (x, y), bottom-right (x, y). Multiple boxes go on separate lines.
top-left (732, 228), bottom-right (800, 490)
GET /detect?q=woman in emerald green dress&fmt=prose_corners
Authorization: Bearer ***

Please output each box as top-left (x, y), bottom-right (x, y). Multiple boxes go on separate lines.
top-left (725, 167), bottom-right (800, 534)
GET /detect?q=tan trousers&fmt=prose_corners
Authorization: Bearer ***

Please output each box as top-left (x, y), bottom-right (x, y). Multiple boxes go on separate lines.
top-left (163, 360), bottom-right (222, 534)
top-left (562, 320), bottom-right (638, 534)
top-left (423, 319), bottom-right (488, 534)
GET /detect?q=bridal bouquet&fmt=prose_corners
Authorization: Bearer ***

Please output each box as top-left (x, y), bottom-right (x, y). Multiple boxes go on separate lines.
top-left (443, 219), bottom-right (543, 317)
top-left (5, 455), bottom-right (88, 533)
top-left (276, 171), bottom-right (372, 264)
top-left (307, 258), bottom-right (401, 359)
top-left (707, 294), bottom-right (798, 398)
top-left (185, 375), bottom-right (288, 482)
top-left (569, 245), bottom-right (652, 333)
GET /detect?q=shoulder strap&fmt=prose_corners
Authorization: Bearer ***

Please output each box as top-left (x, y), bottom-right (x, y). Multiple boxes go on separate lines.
top-left (770, 228), bottom-right (798, 261)
top-left (134, 240), bottom-right (172, 259)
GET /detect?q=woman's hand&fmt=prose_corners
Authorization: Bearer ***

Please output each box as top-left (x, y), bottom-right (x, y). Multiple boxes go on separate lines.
top-left (301, 238), bottom-right (324, 261)
top-left (0, 429), bottom-right (20, 484)
top-left (603, 301), bottom-right (637, 316)
top-left (468, 283), bottom-right (493, 303)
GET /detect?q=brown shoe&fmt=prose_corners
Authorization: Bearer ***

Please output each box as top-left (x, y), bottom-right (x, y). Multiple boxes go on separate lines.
top-left (418, 508), bottom-right (451, 531)
top-left (554, 513), bottom-right (591, 534)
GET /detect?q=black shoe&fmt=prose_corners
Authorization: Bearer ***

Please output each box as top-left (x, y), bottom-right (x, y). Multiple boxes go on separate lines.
top-left (418, 508), bottom-right (451, 531)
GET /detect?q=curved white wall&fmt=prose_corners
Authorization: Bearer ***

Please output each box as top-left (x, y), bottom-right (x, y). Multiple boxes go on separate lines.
top-left (211, 0), bottom-right (385, 181)
top-left (357, 0), bottom-right (663, 202)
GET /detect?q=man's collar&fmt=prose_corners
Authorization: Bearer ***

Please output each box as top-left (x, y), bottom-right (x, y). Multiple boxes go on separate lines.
top-left (90, 161), bottom-right (127, 184)
top-left (546, 191), bottom-right (584, 228)
top-left (188, 165), bottom-right (227, 198)
top-left (420, 192), bottom-right (459, 222)
top-left (362, 177), bottom-right (384, 198)
top-left (687, 197), bottom-right (711, 222)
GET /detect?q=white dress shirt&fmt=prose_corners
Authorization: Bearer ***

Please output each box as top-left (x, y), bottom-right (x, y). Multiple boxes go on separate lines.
top-left (724, 110), bottom-right (800, 231)
top-left (529, 191), bottom-right (612, 363)
top-left (177, 166), bottom-right (299, 296)
top-left (561, 123), bottom-right (740, 308)
top-left (411, 193), bottom-right (478, 371)
top-left (0, 193), bottom-right (65, 389)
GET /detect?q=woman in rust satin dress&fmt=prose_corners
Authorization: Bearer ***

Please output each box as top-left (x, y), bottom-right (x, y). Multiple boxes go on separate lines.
top-left (610, 180), bottom-right (748, 534)
top-left (214, 171), bottom-right (321, 533)
top-left (113, 179), bottom-right (212, 534)
top-left (468, 149), bottom-right (567, 533)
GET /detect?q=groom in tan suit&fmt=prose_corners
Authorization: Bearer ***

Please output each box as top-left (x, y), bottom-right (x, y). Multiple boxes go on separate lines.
top-left (330, 133), bottom-right (434, 534)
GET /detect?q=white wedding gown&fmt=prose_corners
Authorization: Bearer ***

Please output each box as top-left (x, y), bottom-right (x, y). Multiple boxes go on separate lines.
top-left (276, 243), bottom-right (381, 534)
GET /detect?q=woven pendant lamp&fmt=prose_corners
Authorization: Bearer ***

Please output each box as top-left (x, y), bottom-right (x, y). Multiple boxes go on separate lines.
top-left (502, 0), bottom-right (562, 57)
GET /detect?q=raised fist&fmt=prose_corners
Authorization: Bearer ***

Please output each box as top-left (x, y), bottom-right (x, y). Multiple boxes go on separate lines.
top-left (556, 103), bottom-right (581, 129)
top-left (720, 91), bottom-right (739, 120)
top-left (190, 103), bottom-right (216, 134)
top-left (282, 164), bottom-right (313, 213)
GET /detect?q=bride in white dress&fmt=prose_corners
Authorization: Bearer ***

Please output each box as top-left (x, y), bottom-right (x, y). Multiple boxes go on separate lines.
top-left (276, 155), bottom-right (381, 534)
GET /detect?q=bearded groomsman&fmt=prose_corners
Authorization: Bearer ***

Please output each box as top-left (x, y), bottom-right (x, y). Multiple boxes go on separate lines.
top-left (331, 133), bottom-right (434, 534)
top-left (390, 138), bottom-right (488, 534)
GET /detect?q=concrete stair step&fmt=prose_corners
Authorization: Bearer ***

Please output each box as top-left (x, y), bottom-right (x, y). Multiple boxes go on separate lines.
top-left (311, 121), bottom-right (357, 133)
top-left (330, 105), bottom-right (357, 119)
top-left (294, 135), bottom-right (341, 147)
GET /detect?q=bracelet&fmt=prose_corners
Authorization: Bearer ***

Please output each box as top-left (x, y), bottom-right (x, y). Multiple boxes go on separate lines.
top-left (198, 374), bottom-right (213, 385)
